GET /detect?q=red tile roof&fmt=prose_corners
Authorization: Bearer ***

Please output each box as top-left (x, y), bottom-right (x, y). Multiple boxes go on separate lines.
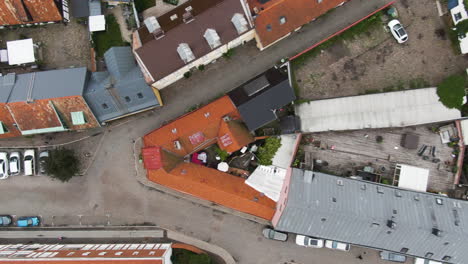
top-left (0, 0), bottom-right (62, 26)
top-left (248, 0), bottom-right (347, 48)
top-left (7, 100), bottom-right (63, 131)
top-left (144, 96), bottom-right (275, 220)
top-left (0, 103), bottom-right (21, 139)
top-left (142, 146), bottom-right (163, 170)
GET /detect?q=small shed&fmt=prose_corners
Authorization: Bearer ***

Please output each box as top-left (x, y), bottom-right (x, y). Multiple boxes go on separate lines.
top-left (394, 164), bottom-right (429, 192)
top-left (400, 133), bottom-right (419, 149)
top-left (89, 15), bottom-right (106, 32)
top-left (6, 39), bottom-right (35, 65)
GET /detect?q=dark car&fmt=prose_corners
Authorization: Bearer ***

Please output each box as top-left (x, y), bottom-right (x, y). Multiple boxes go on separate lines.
top-left (262, 227), bottom-right (288, 241)
top-left (0, 215), bottom-right (12, 226)
top-left (38, 151), bottom-right (49, 175)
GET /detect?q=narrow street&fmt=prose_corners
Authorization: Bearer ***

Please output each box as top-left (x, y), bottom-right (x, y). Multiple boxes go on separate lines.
top-left (0, 0), bottom-right (398, 263)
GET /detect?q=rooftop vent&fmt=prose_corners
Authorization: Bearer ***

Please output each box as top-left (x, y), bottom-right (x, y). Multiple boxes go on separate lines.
top-left (336, 179), bottom-right (343, 186)
top-left (442, 256), bottom-right (451, 261)
top-left (395, 190), bottom-right (402, 197)
top-left (144, 16), bottom-right (164, 39)
top-left (231, 13), bottom-right (249, 34)
top-left (204, 29), bottom-right (221, 49)
top-left (425, 252), bottom-right (434, 258)
top-left (177, 43), bottom-right (195, 64)
top-left (400, 248), bottom-right (409, 254)
top-left (183, 9), bottom-right (194, 23)
top-left (174, 140), bottom-right (182, 150)
top-left (436, 198), bottom-right (443, 205)
top-left (432, 228), bottom-right (442, 237)
top-left (387, 219), bottom-right (396, 229)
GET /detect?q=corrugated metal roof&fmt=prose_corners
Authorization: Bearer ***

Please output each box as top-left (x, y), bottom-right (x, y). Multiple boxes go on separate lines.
top-left (0, 73), bottom-right (16, 103)
top-left (84, 47), bottom-right (159, 122)
top-left (88, 0), bottom-right (102, 16)
top-left (296, 88), bottom-right (462, 133)
top-left (275, 168), bottom-right (468, 264)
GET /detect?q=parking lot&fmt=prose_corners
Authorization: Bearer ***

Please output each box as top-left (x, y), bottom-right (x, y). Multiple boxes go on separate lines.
top-left (301, 124), bottom-right (456, 193)
top-left (0, 147), bottom-right (51, 178)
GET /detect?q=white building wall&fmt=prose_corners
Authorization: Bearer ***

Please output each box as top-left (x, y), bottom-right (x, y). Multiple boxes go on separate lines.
top-left (152, 29), bottom-right (255, 90)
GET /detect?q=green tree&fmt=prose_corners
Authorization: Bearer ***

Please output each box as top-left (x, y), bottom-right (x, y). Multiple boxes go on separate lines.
top-left (257, 137), bottom-right (282, 165)
top-left (455, 19), bottom-right (468, 36)
top-left (45, 148), bottom-right (81, 182)
top-left (436, 74), bottom-right (466, 109)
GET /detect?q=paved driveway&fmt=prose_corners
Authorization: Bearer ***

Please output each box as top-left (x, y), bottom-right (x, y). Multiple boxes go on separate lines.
top-left (0, 0), bottom-right (399, 263)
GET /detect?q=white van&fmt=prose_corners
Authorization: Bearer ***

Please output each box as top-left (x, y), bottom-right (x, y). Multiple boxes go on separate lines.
top-left (414, 258), bottom-right (442, 264)
top-left (23, 150), bottom-right (35, 176)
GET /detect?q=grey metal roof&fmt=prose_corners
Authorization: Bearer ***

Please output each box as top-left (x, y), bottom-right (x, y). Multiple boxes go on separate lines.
top-left (84, 47), bottom-right (159, 122)
top-left (0, 73), bottom-right (16, 103)
top-left (70, 0), bottom-right (90, 18)
top-left (88, 0), bottom-right (102, 16)
top-left (275, 169), bottom-right (468, 264)
top-left (228, 68), bottom-right (296, 131)
top-left (3, 68), bottom-right (88, 103)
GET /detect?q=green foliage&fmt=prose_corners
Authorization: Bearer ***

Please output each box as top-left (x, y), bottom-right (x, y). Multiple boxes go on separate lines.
top-left (214, 145), bottom-right (230, 162)
top-left (436, 74), bottom-right (467, 109)
top-left (92, 15), bottom-right (128, 57)
top-left (455, 19), bottom-right (468, 37)
top-left (222, 49), bottom-right (235, 59)
top-left (163, 0), bottom-right (179, 5)
top-left (380, 178), bottom-right (391, 185)
top-left (134, 0), bottom-right (156, 13)
top-left (376, 135), bottom-right (383, 143)
top-left (171, 249), bottom-right (212, 264)
top-left (45, 148), bottom-right (81, 182)
top-left (183, 71), bottom-right (192, 78)
top-left (257, 137), bottom-right (282, 165)
top-left (197, 64), bottom-right (205, 71)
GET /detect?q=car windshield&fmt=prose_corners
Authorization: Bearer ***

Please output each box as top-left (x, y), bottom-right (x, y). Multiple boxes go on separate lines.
top-left (0, 161), bottom-right (4, 173)
top-left (397, 28), bottom-right (406, 37)
top-left (332, 241), bottom-right (338, 248)
top-left (310, 239), bottom-right (318, 246)
top-left (25, 156), bottom-right (33, 161)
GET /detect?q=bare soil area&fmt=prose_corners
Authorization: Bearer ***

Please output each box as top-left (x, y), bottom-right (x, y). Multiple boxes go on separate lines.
top-left (294, 0), bottom-right (468, 100)
top-left (0, 18), bottom-right (91, 70)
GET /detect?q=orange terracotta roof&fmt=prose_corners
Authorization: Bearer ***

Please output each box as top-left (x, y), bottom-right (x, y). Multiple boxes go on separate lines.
top-left (52, 96), bottom-right (100, 130)
top-left (217, 120), bottom-right (255, 153)
top-left (0, 103), bottom-right (21, 139)
top-left (248, 0), bottom-right (347, 48)
top-left (7, 100), bottom-right (63, 131)
top-left (148, 162), bottom-right (276, 220)
top-left (7, 261), bottom-right (162, 264)
top-left (144, 96), bottom-right (247, 156)
top-left (0, 0), bottom-right (62, 26)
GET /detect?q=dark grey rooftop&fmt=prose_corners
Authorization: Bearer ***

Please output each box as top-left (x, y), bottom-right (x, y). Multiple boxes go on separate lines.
top-left (84, 47), bottom-right (160, 122)
top-left (70, 0), bottom-right (90, 18)
top-left (0, 68), bottom-right (88, 103)
top-left (228, 67), bottom-right (296, 131)
top-left (275, 168), bottom-right (468, 264)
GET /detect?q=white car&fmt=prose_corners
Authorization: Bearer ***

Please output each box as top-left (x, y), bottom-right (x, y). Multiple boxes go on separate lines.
top-left (295, 235), bottom-right (324, 248)
top-left (9, 152), bottom-right (21, 176)
top-left (23, 150), bottom-right (35, 176)
top-left (388, 19), bottom-right (408, 43)
top-left (325, 240), bottom-right (350, 251)
top-left (414, 258), bottom-right (442, 264)
top-left (0, 152), bottom-right (9, 179)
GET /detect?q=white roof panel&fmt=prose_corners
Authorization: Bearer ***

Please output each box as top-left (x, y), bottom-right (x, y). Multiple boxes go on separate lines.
top-left (245, 165), bottom-right (287, 202)
top-left (460, 119), bottom-right (468, 145)
top-left (397, 164), bottom-right (429, 192)
top-left (296, 88), bottom-right (461, 133)
top-left (89, 15), bottom-right (106, 32)
top-left (6, 39), bottom-right (35, 65)
top-left (271, 134), bottom-right (300, 169)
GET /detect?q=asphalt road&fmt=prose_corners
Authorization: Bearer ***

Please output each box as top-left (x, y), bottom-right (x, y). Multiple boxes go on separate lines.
top-left (0, 0), bottom-right (407, 263)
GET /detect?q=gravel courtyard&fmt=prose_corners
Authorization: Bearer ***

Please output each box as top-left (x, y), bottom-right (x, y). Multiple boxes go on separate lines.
top-left (294, 0), bottom-right (468, 100)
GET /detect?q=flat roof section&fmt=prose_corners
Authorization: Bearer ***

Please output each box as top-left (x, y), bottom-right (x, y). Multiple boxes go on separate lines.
top-left (296, 88), bottom-right (461, 133)
top-left (7, 39), bottom-right (35, 65)
top-left (396, 164), bottom-right (429, 192)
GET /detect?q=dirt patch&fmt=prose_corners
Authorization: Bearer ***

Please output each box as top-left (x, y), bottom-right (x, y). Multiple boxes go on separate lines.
top-left (0, 18), bottom-right (91, 70)
top-left (294, 0), bottom-right (468, 100)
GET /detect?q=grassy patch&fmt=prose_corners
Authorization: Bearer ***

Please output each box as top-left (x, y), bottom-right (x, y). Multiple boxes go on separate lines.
top-left (292, 12), bottom-right (383, 66)
top-left (171, 249), bottom-right (212, 264)
top-left (257, 137), bottom-right (282, 165)
top-left (92, 15), bottom-right (128, 57)
top-left (134, 0), bottom-right (156, 13)
top-left (436, 74), bottom-right (467, 109)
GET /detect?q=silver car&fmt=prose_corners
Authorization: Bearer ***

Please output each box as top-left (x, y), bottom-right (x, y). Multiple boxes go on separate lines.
top-left (39, 151), bottom-right (49, 175)
top-left (262, 227), bottom-right (288, 241)
top-left (9, 152), bottom-right (21, 176)
top-left (0, 152), bottom-right (9, 179)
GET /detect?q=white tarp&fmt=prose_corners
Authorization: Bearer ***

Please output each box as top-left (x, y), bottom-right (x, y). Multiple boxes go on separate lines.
top-left (397, 164), bottom-right (429, 192)
top-left (296, 88), bottom-right (461, 133)
top-left (246, 165), bottom-right (287, 202)
top-left (271, 134), bottom-right (300, 168)
top-left (460, 119), bottom-right (468, 145)
top-left (6, 39), bottom-right (35, 65)
top-left (89, 15), bottom-right (106, 32)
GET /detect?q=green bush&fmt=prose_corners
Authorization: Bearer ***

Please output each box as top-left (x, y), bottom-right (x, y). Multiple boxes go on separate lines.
top-left (171, 249), bottom-right (211, 264)
top-left (436, 74), bottom-right (467, 109)
top-left (214, 146), bottom-right (230, 161)
top-left (197, 64), bottom-right (205, 71)
top-left (257, 137), bottom-right (282, 165)
top-left (134, 0), bottom-right (156, 13)
top-left (45, 148), bottom-right (81, 182)
top-left (184, 71), bottom-right (192, 78)
top-left (222, 49), bottom-right (235, 59)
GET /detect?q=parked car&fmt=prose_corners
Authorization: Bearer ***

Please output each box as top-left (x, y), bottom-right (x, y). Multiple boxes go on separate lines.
top-left (325, 240), bottom-right (350, 251)
top-left (380, 251), bottom-right (407, 263)
top-left (38, 151), bottom-right (49, 175)
top-left (262, 227), bottom-right (288, 241)
top-left (295, 235), bottom-right (324, 248)
top-left (16, 216), bottom-right (40, 227)
top-left (0, 215), bottom-right (12, 226)
top-left (0, 152), bottom-right (9, 179)
top-left (23, 150), bottom-right (35, 176)
top-left (9, 152), bottom-right (21, 176)
top-left (388, 19), bottom-right (408, 43)
top-left (414, 258), bottom-right (442, 264)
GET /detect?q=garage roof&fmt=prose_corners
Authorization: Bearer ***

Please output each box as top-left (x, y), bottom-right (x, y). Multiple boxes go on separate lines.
top-left (296, 88), bottom-right (461, 133)
top-left (7, 39), bottom-right (35, 65)
top-left (396, 164), bottom-right (429, 192)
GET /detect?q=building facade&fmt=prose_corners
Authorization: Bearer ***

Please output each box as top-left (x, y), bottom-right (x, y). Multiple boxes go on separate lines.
top-left (0, 243), bottom-right (172, 264)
